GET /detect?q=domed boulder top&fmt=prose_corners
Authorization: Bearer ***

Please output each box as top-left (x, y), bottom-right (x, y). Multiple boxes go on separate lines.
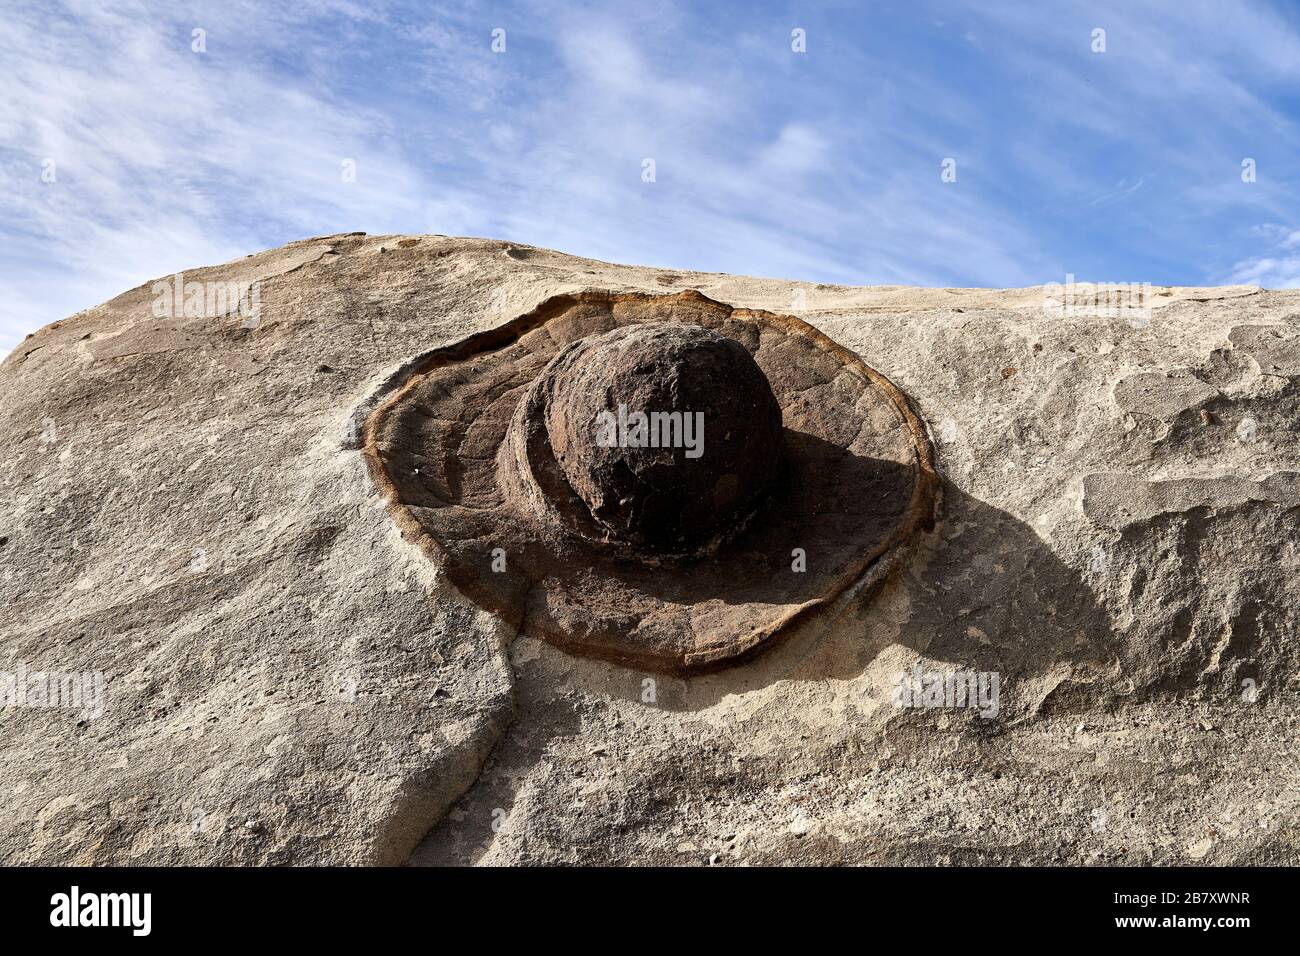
top-left (531, 322), bottom-right (785, 555)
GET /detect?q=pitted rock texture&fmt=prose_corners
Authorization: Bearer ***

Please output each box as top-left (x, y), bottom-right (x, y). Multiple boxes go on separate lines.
top-left (364, 290), bottom-right (938, 676)
top-left (1, 233), bottom-right (1297, 866)
top-left (540, 322), bottom-right (783, 552)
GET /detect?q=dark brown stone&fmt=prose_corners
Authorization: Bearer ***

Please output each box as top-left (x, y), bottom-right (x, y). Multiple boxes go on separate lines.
top-left (540, 323), bottom-right (784, 553)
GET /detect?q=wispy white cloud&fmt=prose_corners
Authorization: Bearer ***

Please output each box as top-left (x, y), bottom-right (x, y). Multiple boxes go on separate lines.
top-left (3, 0), bottom-right (1300, 356)
top-left (1226, 255), bottom-right (1300, 288)
top-left (1224, 223), bottom-right (1300, 287)
top-left (0, 0), bottom-right (431, 353)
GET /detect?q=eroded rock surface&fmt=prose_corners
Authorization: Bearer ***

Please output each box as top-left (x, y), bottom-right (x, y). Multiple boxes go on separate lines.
top-left (1, 234), bottom-right (1296, 865)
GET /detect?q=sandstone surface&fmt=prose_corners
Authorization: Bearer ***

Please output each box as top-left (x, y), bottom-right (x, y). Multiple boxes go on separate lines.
top-left (1, 234), bottom-right (1295, 865)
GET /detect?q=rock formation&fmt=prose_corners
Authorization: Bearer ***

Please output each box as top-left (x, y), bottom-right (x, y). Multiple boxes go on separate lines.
top-left (1, 233), bottom-right (1296, 865)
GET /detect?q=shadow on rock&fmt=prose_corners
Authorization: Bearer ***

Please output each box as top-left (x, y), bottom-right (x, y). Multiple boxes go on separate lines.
top-left (410, 479), bottom-right (1124, 863)
top-left (648, 478), bottom-right (1124, 718)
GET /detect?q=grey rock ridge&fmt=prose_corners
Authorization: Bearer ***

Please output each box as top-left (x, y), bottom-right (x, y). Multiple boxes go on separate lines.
top-left (1, 232), bottom-right (1297, 865)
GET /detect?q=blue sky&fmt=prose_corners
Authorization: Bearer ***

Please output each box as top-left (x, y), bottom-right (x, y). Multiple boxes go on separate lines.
top-left (3, 0), bottom-right (1300, 356)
